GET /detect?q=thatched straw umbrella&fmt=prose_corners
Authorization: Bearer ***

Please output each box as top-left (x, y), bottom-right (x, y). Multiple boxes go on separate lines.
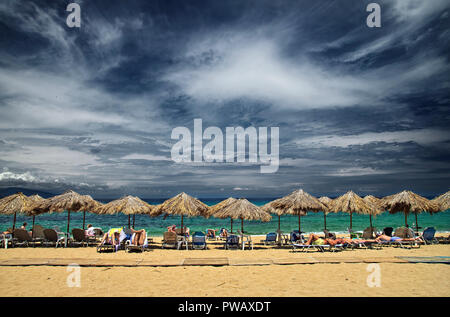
top-left (432, 191), bottom-right (450, 212)
top-left (94, 195), bottom-right (154, 228)
top-left (211, 198), bottom-right (271, 234)
top-left (26, 194), bottom-right (45, 235)
top-left (363, 195), bottom-right (384, 231)
top-left (208, 198), bottom-right (237, 233)
top-left (266, 189), bottom-right (326, 232)
top-left (26, 190), bottom-right (101, 236)
top-left (155, 192), bottom-right (209, 235)
top-left (318, 196), bottom-right (333, 230)
top-left (380, 190), bottom-right (440, 231)
top-left (328, 191), bottom-right (373, 230)
top-left (0, 192), bottom-right (32, 230)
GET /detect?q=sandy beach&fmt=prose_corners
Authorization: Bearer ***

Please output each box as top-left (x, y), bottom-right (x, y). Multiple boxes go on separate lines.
top-left (0, 235), bottom-right (449, 297)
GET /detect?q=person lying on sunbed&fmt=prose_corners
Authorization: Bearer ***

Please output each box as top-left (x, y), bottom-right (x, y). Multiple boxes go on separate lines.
top-left (304, 233), bottom-right (372, 246)
top-left (124, 228), bottom-right (147, 246)
top-left (374, 233), bottom-right (423, 243)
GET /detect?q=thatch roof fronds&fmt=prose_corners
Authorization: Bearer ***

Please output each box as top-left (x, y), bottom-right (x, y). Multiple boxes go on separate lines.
top-left (94, 195), bottom-right (154, 215)
top-left (432, 191), bottom-right (450, 211)
top-left (0, 192), bottom-right (30, 215)
top-left (207, 198), bottom-right (237, 217)
top-left (212, 198), bottom-right (271, 222)
top-left (24, 194), bottom-right (45, 216)
top-left (328, 191), bottom-right (374, 215)
top-left (266, 189), bottom-right (326, 216)
top-left (26, 190), bottom-right (100, 214)
top-left (381, 190), bottom-right (440, 214)
top-left (318, 196), bottom-right (332, 207)
top-left (363, 195), bottom-right (385, 216)
top-left (154, 192), bottom-right (209, 217)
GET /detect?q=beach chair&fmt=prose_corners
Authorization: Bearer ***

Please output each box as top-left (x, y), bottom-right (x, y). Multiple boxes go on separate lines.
top-left (162, 231), bottom-right (178, 249)
top-left (31, 225), bottom-right (45, 244)
top-left (12, 229), bottom-right (38, 247)
top-left (43, 229), bottom-right (65, 247)
top-left (289, 230), bottom-right (303, 244)
top-left (263, 232), bottom-right (277, 246)
top-left (71, 228), bottom-right (92, 247)
top-left (362, 227), bottom-right (377, 239)
top-left (125, 231), bottom-right (150, 252)
top-left (421, 227), bottom-right (438, 245)
top-left (191, 232), bottom-right (207, 250)
top-left (390, 227), bottom-right (420, 249)
top-left (224, 235), bottom-right (240, 250)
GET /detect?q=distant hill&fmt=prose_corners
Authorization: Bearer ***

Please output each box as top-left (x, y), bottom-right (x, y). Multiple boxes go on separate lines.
top-left (0, 187), bottom-right (55, 199)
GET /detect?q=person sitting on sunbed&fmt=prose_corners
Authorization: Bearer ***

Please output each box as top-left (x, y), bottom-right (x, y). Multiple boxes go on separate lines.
top-left (374, 233), bottom-right (423, 243)
top-left (219, 228), bottom-right (229, 238)
top-left (85, 224), bottom-right (96, 237)
top-left (207, 229), bottom-right (217, 239)
top-left (167, 225), bottom-right (177, 233)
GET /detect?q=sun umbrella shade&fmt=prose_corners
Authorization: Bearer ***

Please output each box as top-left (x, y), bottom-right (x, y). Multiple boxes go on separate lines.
top-left (432, 191), bottom-right (450, 211)
top-left (213, 198), bottom-right (271, 222)
top-left (380, 190), bottom-right (440, 215)
top-left (363, 195), bottom-right (384, 215)
top-left (328, 191), bottom-right (374, 214)
top-left (318, 196), bottom-right (333, 211)
top-left (94, 195), bottom-right (153, 215)
top-left (267, 189), bottom-right (326, 215)
top-left (208, 197), bottom-right (237, 217)
top-left (26, 190), bottom-right (100, 214)
top-left (155, 192), bottom-right (209, 217)
top-left (0, 192), bottom-right (32, 215)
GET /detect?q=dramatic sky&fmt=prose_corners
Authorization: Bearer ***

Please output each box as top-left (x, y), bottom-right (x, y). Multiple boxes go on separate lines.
top-left (0, 0), bottom-right (449, 198)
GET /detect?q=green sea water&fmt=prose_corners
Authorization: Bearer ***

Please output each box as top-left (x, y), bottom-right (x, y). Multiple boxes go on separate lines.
top-left (1, 199), bottom-right (449, 236)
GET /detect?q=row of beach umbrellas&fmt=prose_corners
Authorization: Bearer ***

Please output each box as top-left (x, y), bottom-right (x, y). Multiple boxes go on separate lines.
top-left (0, 189), bottom-right (448, 238)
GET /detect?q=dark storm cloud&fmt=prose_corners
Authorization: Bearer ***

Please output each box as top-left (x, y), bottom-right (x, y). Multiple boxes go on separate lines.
top-left (0, 0), bottom-right (449, 198)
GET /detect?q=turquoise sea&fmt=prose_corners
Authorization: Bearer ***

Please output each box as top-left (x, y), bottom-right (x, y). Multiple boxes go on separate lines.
top-left (1, 198), bottom-right (449, 236)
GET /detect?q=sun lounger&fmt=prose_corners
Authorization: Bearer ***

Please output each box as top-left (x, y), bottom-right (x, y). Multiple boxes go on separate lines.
top-left (291, 242), bottom-right (345, 253)
top-left (162, 231), bottom-right (178, 249)
top-left (224, 235), bottom-right (240, 250)
top-left (43, 229), bottom-right (65, 247)
top-left (71, 228), bottom-right (97, 247)
top-left (421, 227), bottom-right (438, 245)
top-left (324, 230), bottom-right (336, 239)
top-left (191, 232), bottom-right (207, 250)
top-left (12, 229), bottom-right (38, 247)
top-left (31, 225), bottom-right (45, 243)
top-left (263, 232), bottom-right (277, 246)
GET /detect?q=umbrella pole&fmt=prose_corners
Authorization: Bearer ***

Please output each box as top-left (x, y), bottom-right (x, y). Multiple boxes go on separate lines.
top-left (404, 212), bottom-right (408, 227)
top-left (133, 214), bottom-right (135, 229)
top-left (128, 215), bottom-right (131, 229)
top-left (324, 212), bottom-right (327, 231)
top-left (369, 214), bottom-right (373, 231)
top-left (241, 218), bottom-right (244, 234)
top-left (32, 215), bottom-right (35, 238)
top-left (82, 211), bottom-right (86, 230)
top-left (181, 215), bottom-right (184, 235)
top-left (350, 212), bottom-right (353, 230)
top-left (66, 210), bottom-right (71, 236)
top-left (278, 215), bottom-right (282, 246)
top-left (415, 213), bottom-right (419, 233)
top-left (12, 212), bottom-right (17, 231)
top-left (298, 215), bottom-right (301, 232)
top-left (230, 219), bottom-right (233, 233)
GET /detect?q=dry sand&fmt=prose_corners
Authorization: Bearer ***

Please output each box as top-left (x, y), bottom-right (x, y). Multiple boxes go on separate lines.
top-left (0, 236), bottom-right (449, 297)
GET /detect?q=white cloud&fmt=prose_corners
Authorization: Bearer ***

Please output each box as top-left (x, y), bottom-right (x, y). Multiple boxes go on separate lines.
top-left (295, 129), bottom-right (450, 148)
